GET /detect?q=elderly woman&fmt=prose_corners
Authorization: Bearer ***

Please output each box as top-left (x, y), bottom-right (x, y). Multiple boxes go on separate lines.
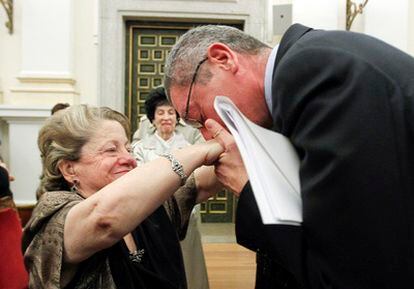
top-left (133, 87), bottom-right (209, 289)
top-left (22, 105), bottom-right (223, 289)
top-left (133, 86), bottom-right (192, 157)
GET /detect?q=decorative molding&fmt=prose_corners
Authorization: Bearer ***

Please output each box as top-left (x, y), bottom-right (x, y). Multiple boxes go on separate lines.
top-left (0, 0), bottom-right (13, 34)
top-left (18, 71), bottom-right (76, 83)
top-left (13, 73), bottom-right (78, 99)
top-left (346, 0), bottom-right (369, 31)
top-left (17, 76), bottom-right (76, 85)
top-left (10, 87), bottom-right (79, 95)
top-left (9, 74), bottom-right (78, 104)
top-left (100, 2), bottom-right (253, 111)
top-left (0, 104), bottom-right (51, 119)
top-left (15, 201), bottom-right (37, 206)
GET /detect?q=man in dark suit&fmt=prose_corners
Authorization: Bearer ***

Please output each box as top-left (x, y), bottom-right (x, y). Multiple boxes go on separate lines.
top-left (164, 24), bottom-right (414, 289)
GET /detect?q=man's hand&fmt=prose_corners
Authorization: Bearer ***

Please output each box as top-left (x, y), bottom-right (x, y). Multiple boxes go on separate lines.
top-left (205, 119), bottom-right (248, 196)
top-left (199, 140), bottom-right (225, 166)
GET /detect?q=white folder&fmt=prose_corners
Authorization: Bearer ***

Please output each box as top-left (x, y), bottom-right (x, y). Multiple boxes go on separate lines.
top-left (214, 96), bottom-right (302, 225)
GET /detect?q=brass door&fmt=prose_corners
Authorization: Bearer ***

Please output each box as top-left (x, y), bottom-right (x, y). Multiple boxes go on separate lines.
top-left (125, 20), bottom-right (243, 222)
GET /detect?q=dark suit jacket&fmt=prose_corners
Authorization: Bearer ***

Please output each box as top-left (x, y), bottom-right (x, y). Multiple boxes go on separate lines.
top-left (236, 24), bottom-right (414, 289)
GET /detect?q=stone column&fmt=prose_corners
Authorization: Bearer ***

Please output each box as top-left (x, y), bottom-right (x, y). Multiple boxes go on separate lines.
top-left (0, 106), bottom-right (49, 205)
top-left (11, 0), bottom-right (78, 105)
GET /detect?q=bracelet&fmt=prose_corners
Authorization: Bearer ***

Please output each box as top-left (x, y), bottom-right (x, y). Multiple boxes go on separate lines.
top-left (161, 153), bottom-right (188, 185)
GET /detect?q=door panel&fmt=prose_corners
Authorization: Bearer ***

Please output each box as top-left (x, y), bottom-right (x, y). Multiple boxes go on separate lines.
top-left (125, 20), bottom-right (243, 222)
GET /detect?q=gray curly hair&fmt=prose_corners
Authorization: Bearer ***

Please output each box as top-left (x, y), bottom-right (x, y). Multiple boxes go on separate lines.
top-left (36, 105), bottom-right (130, 197)
top-left (164, 25), bottom-right (269, 97)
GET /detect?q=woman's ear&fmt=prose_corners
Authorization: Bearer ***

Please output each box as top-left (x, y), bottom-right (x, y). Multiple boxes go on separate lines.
top-left (58, 160), bottom-right (77, 183)
top-left (206, 43), bottom-right (238, 73)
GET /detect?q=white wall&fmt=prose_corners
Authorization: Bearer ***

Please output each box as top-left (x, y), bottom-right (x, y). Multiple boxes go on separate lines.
top-left (407, 0), bottom-right (414, 55)
top-left (364, 0), bottom-right (409, 52)
top-left (7, 117), bottom-right (47, 204)
top-left (21, 0), bottom-right (73, 77)
top-left (292, 0), bottom-right (345, 30)
top-left (99, 0), bottom-right (268, 111)
top-left (0, 0), bottom-right (98, 106)
top-left (0, 0), bottom-right (98, 205)
top-left (73, 0), bottom-right (99, 106)
top-left (0, 0), bottom-right (22, 105)
top-left (0, 106), bottom-right (50, 205)
top-left (288, 0), bottom-right (414, 56)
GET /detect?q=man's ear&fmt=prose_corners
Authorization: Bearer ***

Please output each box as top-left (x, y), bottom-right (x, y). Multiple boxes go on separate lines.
top-left (58, 160), bottom-right (77, 183)
top-left (206, 43), bottom-right (238, 73)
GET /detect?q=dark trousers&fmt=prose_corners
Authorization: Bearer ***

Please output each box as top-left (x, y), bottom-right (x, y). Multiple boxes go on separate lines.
top-left (255, 250), bottom-right (301, 289)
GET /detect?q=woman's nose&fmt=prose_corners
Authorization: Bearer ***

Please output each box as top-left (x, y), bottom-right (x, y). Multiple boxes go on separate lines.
top-left (129, 158), bottom-right (137, 168)
top-left (119, 150), bottom-right (137, 168)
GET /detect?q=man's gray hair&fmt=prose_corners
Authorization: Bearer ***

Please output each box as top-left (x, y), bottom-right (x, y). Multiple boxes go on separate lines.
top-left (164, 25), bottom-right (269, 97)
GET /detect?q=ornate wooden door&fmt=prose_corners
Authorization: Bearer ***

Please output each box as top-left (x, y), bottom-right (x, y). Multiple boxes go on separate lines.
top-left (125, 20), bottom-right (243, 222)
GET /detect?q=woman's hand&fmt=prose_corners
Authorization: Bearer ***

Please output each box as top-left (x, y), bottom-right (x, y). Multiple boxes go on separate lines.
top-left (199, 140), bottom-right (224, 166)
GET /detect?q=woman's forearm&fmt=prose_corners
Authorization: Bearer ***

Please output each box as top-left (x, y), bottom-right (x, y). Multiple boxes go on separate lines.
top-left (64, 142), bottom-right (222, 263)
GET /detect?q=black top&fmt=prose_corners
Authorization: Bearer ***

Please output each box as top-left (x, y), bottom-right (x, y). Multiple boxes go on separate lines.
top-left (0, 166), bottom-right (12, 198)
top-left (107, 205), bottom-right (187, 289)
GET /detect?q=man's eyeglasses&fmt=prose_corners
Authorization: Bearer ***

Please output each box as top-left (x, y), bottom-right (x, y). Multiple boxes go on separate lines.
top-left (182, 57), bottom-right (208, 129)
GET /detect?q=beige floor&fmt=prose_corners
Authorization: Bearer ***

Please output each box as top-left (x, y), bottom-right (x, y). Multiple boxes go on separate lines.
top-left (199, 222), bottom-right (236, 243)
top-left (200, 222), bottom-right (256, 289)
top-left (203, 243), bottom-right (256, 289)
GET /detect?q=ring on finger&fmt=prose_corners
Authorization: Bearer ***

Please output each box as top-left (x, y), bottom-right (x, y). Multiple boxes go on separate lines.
top-left (213, 128), bottom-right (223, 138)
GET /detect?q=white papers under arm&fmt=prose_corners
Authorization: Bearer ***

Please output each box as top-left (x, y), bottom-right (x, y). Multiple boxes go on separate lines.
top-left (214, 96), bottom-right (302, 225)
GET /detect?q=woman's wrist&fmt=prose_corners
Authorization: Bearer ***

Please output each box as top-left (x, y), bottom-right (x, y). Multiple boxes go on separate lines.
top-left (171, 145), bottom-right (205, 180)
top-left (170, 141), bottom-right (223, 184)
top-left (161, 153), bottom-right (188, 185)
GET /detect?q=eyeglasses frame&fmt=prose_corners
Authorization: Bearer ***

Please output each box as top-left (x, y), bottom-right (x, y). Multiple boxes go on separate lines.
top-left (182, 57), bottom-right (208, 128)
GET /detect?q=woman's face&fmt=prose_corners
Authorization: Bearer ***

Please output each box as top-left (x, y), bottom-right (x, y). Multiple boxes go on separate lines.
top-left (153, 104), bottom-right (177, 136)
top-left (73, 120), bottom-right (137, 197)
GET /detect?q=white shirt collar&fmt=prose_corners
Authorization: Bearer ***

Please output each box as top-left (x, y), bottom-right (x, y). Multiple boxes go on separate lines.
top-left (264, 45), bottom-right (279, 116)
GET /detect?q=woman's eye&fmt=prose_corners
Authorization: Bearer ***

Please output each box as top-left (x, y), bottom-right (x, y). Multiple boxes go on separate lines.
top-left (106, 147), bottom-right (117, 152)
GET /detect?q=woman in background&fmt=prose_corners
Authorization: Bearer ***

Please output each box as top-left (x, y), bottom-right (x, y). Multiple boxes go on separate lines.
top-left (133, 86), bottom-right (210, 289)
